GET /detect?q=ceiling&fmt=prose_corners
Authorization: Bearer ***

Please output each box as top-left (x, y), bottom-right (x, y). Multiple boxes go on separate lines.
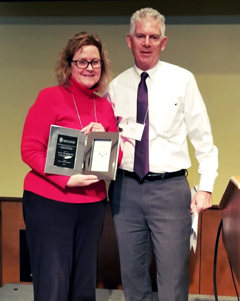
top-left (0, 1), bottom-right (240, 17)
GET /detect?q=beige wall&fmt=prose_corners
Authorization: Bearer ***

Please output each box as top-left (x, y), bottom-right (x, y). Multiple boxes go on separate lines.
top-left (0, 17), bottom-right (239, 204)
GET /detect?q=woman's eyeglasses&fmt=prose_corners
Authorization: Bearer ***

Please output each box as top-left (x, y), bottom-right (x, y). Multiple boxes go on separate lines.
top-left (71, 59), bottom-right (103, 69)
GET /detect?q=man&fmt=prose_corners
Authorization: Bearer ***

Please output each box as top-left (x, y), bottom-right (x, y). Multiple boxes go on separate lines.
top-left (105, 7), bottom-right (218, 301)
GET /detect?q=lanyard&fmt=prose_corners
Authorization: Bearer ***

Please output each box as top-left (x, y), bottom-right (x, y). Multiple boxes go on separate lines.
top-left (71, 92), bottom-right (97, 129)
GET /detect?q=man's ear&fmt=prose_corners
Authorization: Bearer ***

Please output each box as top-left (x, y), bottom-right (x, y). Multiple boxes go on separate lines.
top-left (126, 33), bottom-right (132, 50)
top-left (161, 36), bottom-right (168, 51)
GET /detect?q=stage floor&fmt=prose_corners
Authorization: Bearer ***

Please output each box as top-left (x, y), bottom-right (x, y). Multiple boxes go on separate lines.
top-left (0, 283), bottom-right (238, 301)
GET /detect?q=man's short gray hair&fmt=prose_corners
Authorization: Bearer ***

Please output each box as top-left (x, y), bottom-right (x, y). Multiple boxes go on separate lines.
top-left (129, 7), bottom-right (166, 38)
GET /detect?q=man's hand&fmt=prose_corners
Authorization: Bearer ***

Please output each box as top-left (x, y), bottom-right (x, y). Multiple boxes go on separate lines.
top-left (190, 191), bottom-right (212, 213)
top-left (67, 174), bottom-right (100, 187)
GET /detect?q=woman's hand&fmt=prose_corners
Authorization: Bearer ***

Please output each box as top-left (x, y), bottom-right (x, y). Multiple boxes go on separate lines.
top-left (81, 122), bottom-right (105, 134)
top-left (67, 174), bottom-right (100, 187)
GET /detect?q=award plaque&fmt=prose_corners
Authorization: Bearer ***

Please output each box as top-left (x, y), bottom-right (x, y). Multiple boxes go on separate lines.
top-left (45, 125), bottom-right (119, 180)
top-left (45, 126), bottom-right (85, 176)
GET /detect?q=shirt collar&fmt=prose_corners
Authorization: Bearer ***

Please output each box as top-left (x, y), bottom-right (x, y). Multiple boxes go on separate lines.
top-left (133, 61), bottom-right (161, 83)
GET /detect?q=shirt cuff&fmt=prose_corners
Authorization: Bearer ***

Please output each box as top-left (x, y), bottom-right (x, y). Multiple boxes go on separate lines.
top-left (198, 174), bottom-right (217, 193)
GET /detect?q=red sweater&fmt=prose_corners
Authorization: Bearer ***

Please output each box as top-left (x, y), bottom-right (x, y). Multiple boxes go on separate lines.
top-left (21, 77), bottom-right (118, 203)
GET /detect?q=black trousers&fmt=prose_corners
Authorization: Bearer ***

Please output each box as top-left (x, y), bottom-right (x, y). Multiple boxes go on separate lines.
top-left (23, 191), bottom-right (106, 301)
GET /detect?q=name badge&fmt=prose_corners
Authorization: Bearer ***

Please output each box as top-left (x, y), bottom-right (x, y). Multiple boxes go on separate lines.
top-left (121, 121), bottom-right (145, 141)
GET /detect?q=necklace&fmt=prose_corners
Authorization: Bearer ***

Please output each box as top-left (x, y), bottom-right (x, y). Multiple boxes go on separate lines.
top-left (71, 92), bottom-right (97, 129)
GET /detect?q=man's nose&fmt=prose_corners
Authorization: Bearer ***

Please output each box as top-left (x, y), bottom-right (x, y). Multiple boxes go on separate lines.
top-left (143, 37), bottom-right (150, 47)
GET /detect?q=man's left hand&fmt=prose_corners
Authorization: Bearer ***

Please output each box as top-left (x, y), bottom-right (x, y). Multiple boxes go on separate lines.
top-left (190, 191), bottom-right (212, 213)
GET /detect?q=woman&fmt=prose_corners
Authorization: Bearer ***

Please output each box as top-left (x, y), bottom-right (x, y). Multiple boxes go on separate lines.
top-left (21, 32), bottom-right (117, 301)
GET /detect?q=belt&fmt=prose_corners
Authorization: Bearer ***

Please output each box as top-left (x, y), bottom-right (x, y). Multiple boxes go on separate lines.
top-left (117, 169), bottom-right (186, 184)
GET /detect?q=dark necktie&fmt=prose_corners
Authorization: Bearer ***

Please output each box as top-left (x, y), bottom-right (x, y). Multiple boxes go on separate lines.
top-left (134, 72), bottom-right (149, 180)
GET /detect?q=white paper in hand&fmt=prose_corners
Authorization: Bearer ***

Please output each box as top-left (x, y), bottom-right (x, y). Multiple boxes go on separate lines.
top-left (190, 186), bottom-right (199, 253)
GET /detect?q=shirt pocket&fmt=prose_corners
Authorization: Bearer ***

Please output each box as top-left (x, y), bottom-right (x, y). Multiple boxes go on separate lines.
top-left (149, 96), bottom-right (184, 140)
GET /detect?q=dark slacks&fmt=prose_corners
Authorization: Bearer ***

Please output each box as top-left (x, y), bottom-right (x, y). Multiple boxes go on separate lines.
top-left (23, 191), bottom-right (106, 301)
top-left (109, 173), bottom-right (191, 301)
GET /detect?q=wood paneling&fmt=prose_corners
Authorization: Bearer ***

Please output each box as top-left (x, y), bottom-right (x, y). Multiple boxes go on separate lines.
top-left (219, 176), bottom-right (240, 285)
top-left (0, 199), bottom-right (239, 296)
top-left (200, 207), bottom-right (240, 296)
top-left (1, 200), bottom-right (25, 285)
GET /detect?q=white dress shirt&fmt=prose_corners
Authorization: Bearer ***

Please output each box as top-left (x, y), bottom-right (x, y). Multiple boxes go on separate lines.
top-left (105, 61), bottom-right (218, 192)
